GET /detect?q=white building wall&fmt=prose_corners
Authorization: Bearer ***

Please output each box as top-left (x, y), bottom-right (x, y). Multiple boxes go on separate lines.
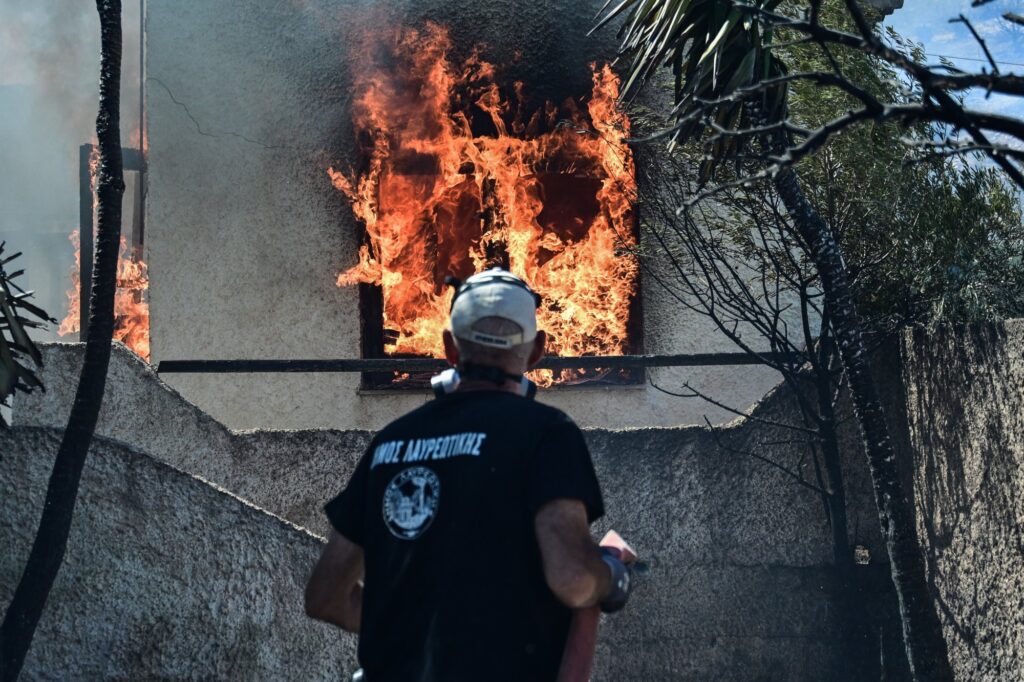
top-left (144, 0), bottom-right (784, 430)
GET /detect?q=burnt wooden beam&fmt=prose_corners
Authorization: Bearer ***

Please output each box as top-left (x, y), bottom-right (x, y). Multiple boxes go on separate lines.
top-left (78, 144), bottom-right (145, 340)
top-left (78, 144), bottom-right (94, 342)
top-left (157, 352), bottom-right (801, 374)
top-left (122, 147), bottom-right (145, 171)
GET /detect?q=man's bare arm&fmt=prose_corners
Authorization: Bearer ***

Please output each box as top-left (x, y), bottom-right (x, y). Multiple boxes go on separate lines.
top-left (534, 499), bottom-right (611, 609)
top-left (305, 530), bottom-right (365, 632)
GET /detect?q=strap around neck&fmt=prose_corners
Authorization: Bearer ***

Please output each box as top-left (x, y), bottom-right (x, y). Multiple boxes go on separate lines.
top-left (458, 363), bottom-right (523, 386)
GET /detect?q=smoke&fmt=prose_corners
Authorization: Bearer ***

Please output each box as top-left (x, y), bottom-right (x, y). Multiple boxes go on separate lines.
top-left (0, 0), bottom-right (142, 342)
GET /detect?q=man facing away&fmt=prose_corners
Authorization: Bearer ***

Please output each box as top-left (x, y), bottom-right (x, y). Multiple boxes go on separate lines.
top-left (305, 269), bottom-right (634, 682)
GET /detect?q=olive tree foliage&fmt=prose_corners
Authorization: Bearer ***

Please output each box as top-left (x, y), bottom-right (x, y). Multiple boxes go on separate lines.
top-left (592, 0), bottom-right (1024, 679)
top-left (629, 14), bottom-right (1022, 674)
top-left (776, 9), bottom-right (1024, 328)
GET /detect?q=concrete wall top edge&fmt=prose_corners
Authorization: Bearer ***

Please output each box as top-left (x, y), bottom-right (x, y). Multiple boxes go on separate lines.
top-left (16, 341), bottom-right (883, 570)
top-left (20, 341), bottom-right (770, 438)
top-left (0, 425), bottom-right (354, 680)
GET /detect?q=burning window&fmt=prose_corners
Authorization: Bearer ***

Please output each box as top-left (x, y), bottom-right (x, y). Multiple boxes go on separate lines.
top-left (58, 231), bottom-right (150, 361)
top-left (330, 24), bottom-right (641, 388)
top-left (59, 144), bottom-right (150, 361)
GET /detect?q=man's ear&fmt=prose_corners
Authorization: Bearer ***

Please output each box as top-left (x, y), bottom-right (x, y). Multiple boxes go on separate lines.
top-left (443, 329), bottom-right (460, 367)
top-left (527, 330), bottom-right (547, 369)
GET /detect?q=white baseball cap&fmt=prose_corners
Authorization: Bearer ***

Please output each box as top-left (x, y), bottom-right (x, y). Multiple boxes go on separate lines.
top-left (448, 269), bottom-right (541, 349)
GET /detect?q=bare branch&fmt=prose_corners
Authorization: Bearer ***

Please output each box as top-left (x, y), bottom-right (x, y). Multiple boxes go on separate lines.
top-left (650, 378), bottom-right (821, 436)
top-left (950, 14), bottom-right (999, 75)
top-left (702, 417), bottom-right (829, 496)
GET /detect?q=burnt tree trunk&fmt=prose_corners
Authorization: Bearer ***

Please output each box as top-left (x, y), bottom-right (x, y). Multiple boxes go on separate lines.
top-left (773, 166), bottom-right (953, 681)
top-left (818, 387), bottom-right (874, 681)
top-left (0, 3), bottom-right (124, 680)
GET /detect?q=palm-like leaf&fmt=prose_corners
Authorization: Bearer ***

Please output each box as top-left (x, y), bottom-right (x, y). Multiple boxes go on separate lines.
top-left (594, 0), bottom-right (788, 179)
top-left (0, 241), bottom-right (55, 425)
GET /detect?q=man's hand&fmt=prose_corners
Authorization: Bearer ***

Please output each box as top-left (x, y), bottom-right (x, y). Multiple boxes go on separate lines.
top-left (534, 499), bottom-right (614, 609)
top-left (596, 543), bottom-right (635, 613)
top-left (305, 530), bottom-right (365, 632)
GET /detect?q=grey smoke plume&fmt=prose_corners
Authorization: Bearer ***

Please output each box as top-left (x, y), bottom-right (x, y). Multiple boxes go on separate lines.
top-left (0, 0), bottom-right (142, 342)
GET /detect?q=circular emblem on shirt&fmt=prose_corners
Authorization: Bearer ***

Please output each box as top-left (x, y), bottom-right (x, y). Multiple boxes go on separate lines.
top-left (382, 467), bottom-right (441, 540)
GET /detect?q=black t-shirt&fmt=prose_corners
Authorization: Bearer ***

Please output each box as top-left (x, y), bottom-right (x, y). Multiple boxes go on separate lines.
top-left (325, 389), bottom-right (604, 682)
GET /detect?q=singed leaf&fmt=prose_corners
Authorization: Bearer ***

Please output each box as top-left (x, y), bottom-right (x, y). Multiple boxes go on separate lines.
top-left (12, 295), bottom-right (54, 323)
top-left (724, 48), bottom-right (757, 94)
top-left (698, 11), bottom-right (738, 67)
top-left (0, 245), bottom-right (51, 405)
top-left (1, 299), bottom-right (39, 366)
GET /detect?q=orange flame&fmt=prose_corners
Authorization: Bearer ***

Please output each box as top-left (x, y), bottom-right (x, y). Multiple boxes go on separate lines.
top-left (58, 146), bottom-right (150, 361)
top-left (58, 231), bottom-right (151, 361)
top-left (331, 24), bottom-right (639, 385)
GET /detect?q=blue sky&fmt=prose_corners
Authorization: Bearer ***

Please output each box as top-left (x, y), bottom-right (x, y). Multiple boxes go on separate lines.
top-left (886, 0), bottom-right (1024, 121)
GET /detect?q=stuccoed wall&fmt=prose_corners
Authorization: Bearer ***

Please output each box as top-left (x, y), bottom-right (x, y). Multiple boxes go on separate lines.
top-left (17, 342), bottom-right (903, 680)
top-left (18, 343), bottom-right (886, 552)
top-left (584, 416), bottom-right (905, 680)
top-left (901, 320), bottom-right (1024, 682)
top-left (15, 326), bottom-right (1023, 679)
top-left (0, 426), bottom-right (355, 681)
top-left (144, 0), bottom-right (783, 431)
top-left (17, 343), bottom-right (374, 533)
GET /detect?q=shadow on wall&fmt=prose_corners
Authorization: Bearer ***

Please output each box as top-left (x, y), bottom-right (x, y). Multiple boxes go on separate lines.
top-left (903, 321), bottom-right (1024, 682)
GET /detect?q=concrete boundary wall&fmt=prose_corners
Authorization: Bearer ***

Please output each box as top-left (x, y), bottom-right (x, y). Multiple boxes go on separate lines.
top-left (15, 342), bottom-right (903, 680)
top-left (901, 320), bottom-right (1024, 682)
top-left (0, 426), bottom-right (355, 681)
top-left (16, 343), bottom-right (373, 534)
top-left (17, 343), bottom-right (887, 560)
top-left (15, 322), bottom-right (1024, 679)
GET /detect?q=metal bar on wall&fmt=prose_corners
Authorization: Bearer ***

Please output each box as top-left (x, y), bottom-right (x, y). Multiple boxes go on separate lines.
top-left (157, 352), bottom-right (801, 374)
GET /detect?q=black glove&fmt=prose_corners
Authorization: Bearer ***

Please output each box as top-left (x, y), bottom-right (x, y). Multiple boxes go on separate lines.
top-left (599, 547), bottom-right (634, 613)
